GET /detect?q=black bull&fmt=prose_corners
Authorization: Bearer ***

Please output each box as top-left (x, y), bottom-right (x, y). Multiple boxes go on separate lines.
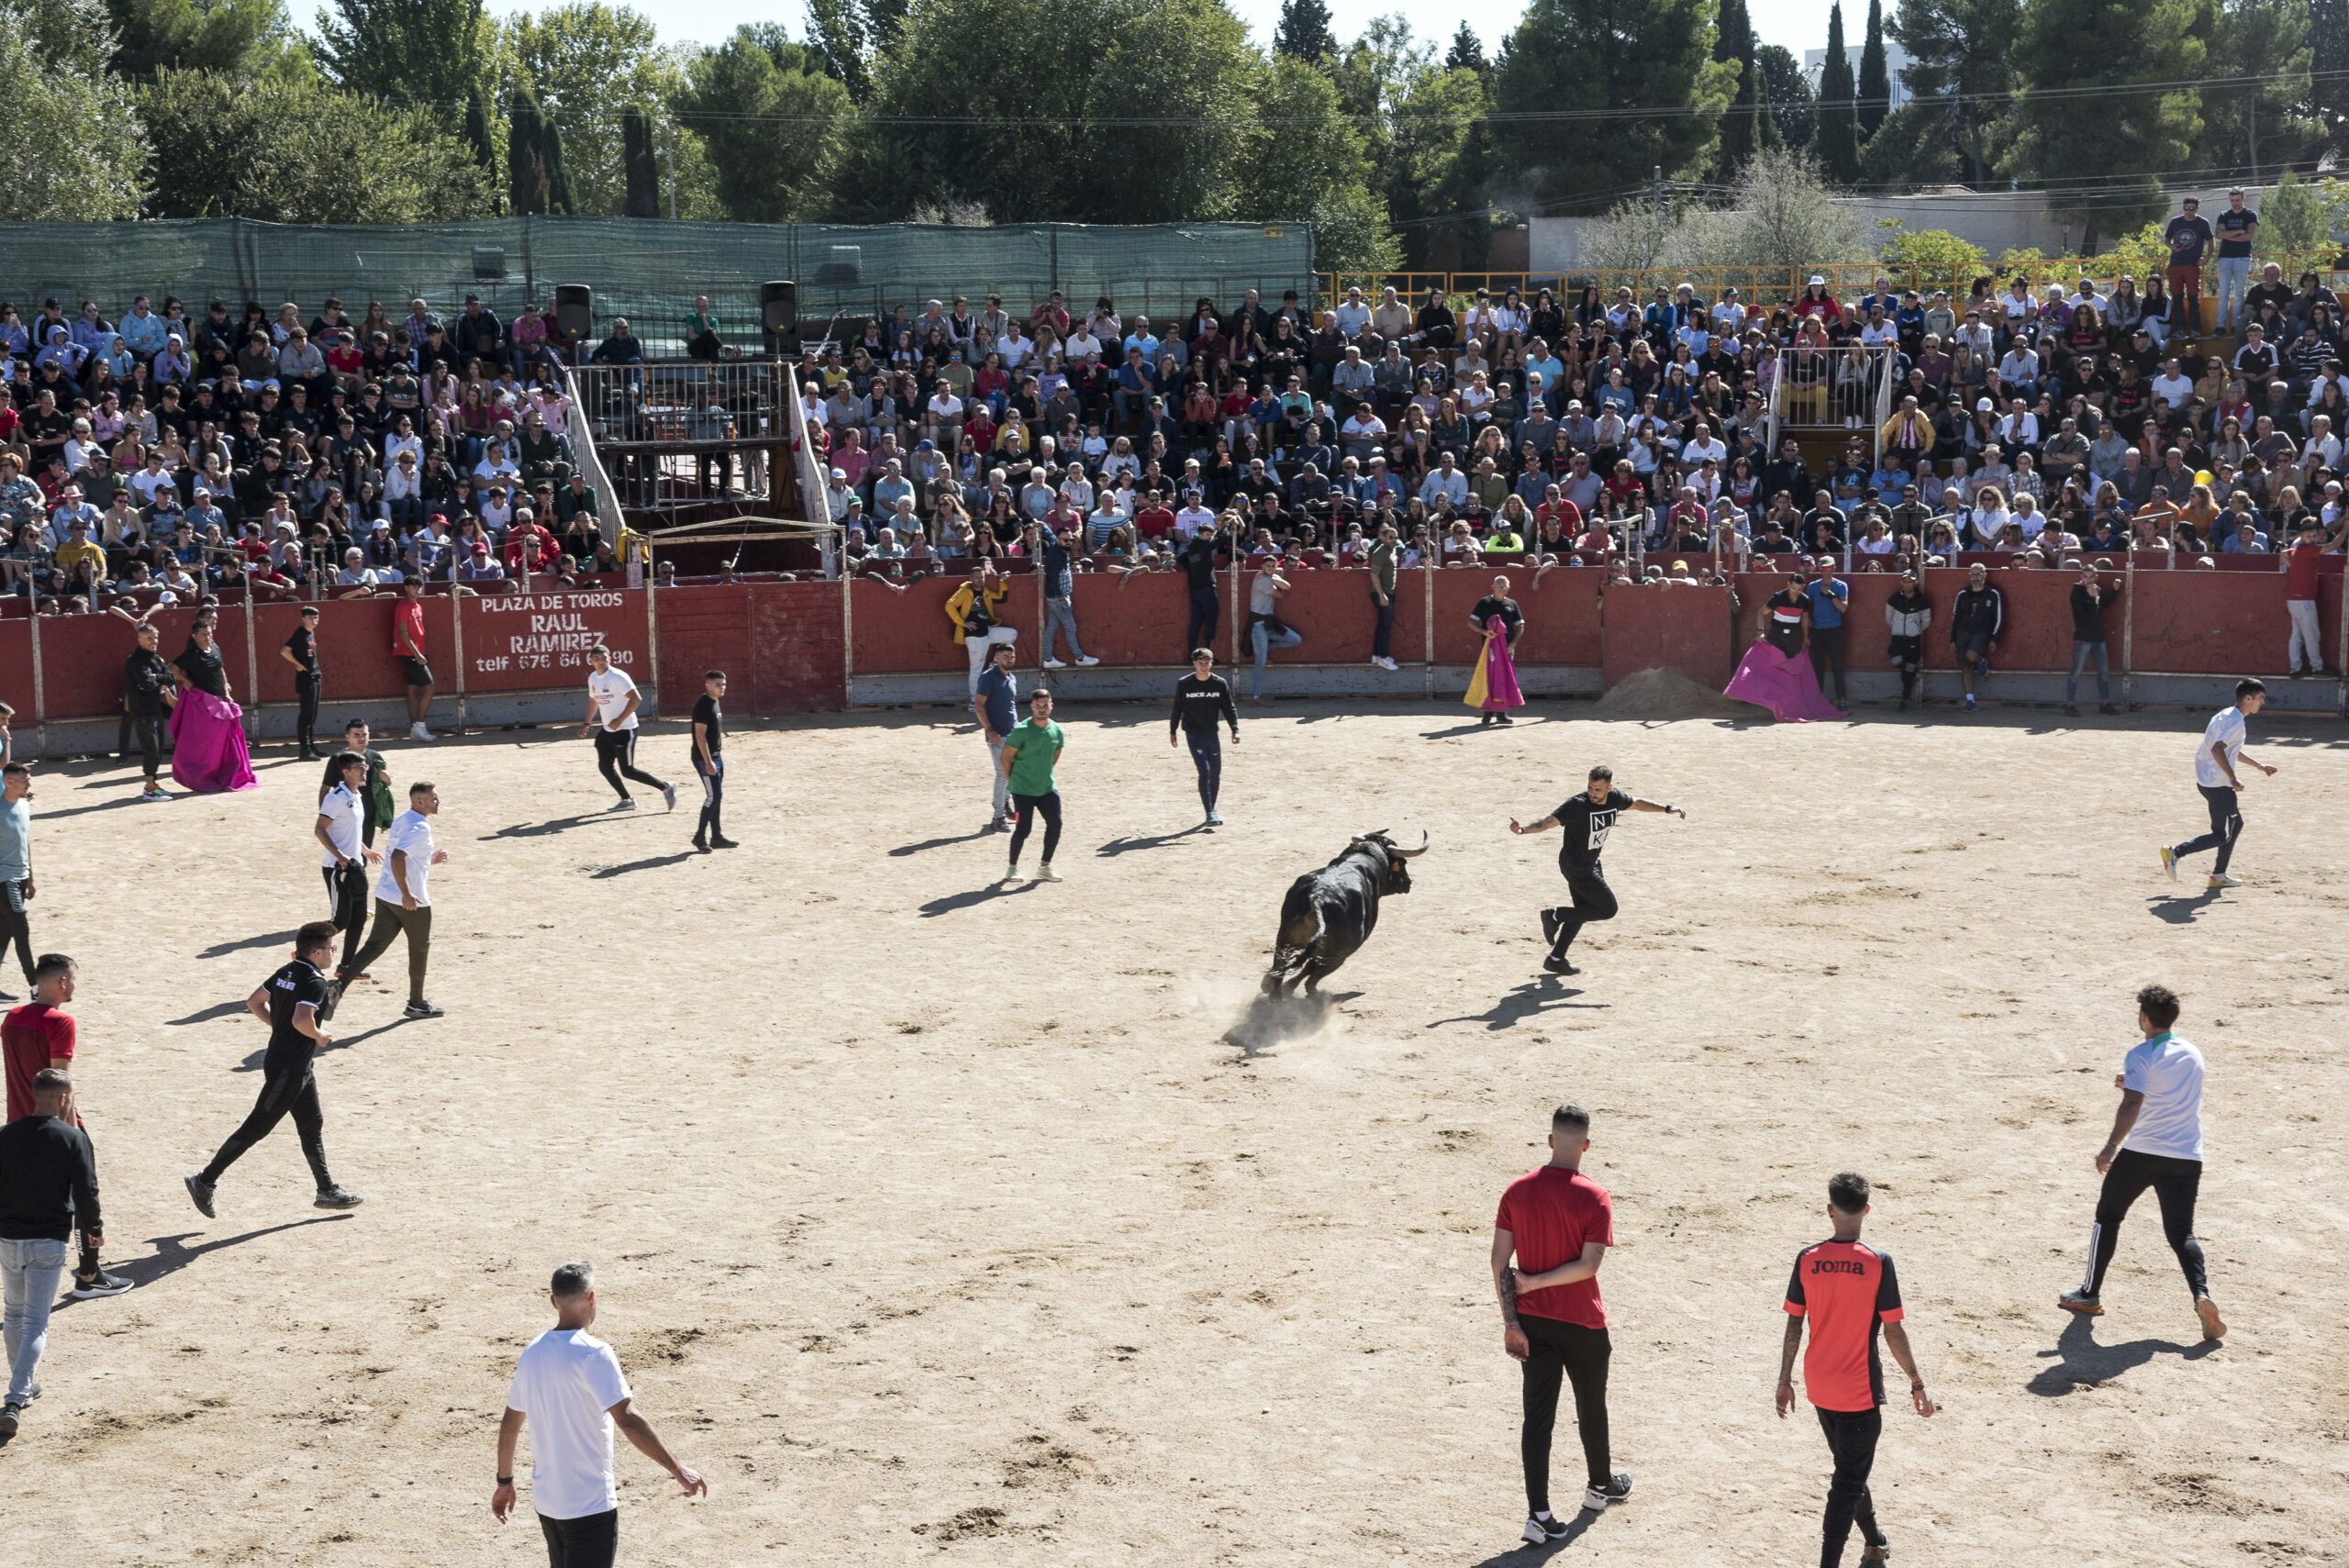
top-left (1262, 830), bottom-right (1430, 996)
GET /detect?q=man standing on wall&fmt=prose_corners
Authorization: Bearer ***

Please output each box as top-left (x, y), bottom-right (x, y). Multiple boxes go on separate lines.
top-left (394, 576), bottom-right (437, 742)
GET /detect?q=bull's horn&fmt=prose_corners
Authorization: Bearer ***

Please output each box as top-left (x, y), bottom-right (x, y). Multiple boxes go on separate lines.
top-left (1392, 831), bottom-right (1431, 858)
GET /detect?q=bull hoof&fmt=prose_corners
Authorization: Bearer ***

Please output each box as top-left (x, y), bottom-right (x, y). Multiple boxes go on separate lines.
top-left (1260, 973), bottom-right (1281, 998)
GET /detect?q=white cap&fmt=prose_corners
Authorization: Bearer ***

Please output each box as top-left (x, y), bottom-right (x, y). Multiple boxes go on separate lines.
top-left (1809, 274), bottom-right (1827, 286)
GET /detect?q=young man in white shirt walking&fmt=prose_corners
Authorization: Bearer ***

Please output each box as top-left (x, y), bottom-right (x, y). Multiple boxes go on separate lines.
top-left (494, 1262), bottom-right (706, 1568)
top-left (2159, 678), bottom-right (2277, 890)
top-left (2061, 984), bottom-right (2226, 1341)
top-left (328, 781), bottom-right (449, 1021)
top-left (581, 645), bottom-right (676, 814)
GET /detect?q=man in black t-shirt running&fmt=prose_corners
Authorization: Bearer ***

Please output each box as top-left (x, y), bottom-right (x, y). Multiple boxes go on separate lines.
top-left (691, 670), bottom-right (736, 851)
top-left (184, 921), bottom-right (362, 1217)
top-left (1508, 764), bottom-right (1686, 975)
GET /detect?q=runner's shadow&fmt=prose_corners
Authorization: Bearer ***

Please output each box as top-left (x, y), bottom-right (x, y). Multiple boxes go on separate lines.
top-left (165, 999), bottom-right (251, 1027)
top-left (2146, 892), bottom-right (2223, 924)
top-left (1456, 1509), bottom-right (1600, 1563)
top-left (197, 929), bottom-right (299, 960)
top-left (477, 813), bottom-right (628, 840)
top-left (1096, 827), bottom-right (1207, 856)
top-left (590, 852), bottom-right (695, 878)
top-left (2028, 1312), bottom-right (2216, 1395)
top-left (918, 883), bottom-right (1033, 917)
top-left (37, 796), bottom-right (163, 819)
top-left (1421, 721), bottom-right (1502, 739)
top-left (1428, 977), bottom-right (1608, 1030)
top-left (51, 1215), bottom-right (354, 1303)
top-left (232, 1019), bottom-right (403, 1072)
top-left (889, 829), bottom-right (991, 856)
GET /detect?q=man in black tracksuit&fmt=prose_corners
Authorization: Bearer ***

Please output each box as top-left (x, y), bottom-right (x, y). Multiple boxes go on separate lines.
top-left (1169, 648), bottom-right (1241, 826)
top-left (1181, 526), bottom-right (1229, 656)
top-left (1947, 563), bottom-right (2005, 712)
top-left (123, 622), bottom-right (175, 798)
top-left (0, 1067), bottom-right (103, 1435)
top-left (1509, 764), bottom-right (1687, 976)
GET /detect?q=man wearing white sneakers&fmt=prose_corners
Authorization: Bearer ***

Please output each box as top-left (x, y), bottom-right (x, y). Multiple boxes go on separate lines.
top-left (2159, 678), bottom-right (2275, 891)
top-left (580, 646), bottom-right (676, 814)
top-left (2060, 984), bottom-right (2227, 1342)
top-left (393, 576), bottom-right (437, 741)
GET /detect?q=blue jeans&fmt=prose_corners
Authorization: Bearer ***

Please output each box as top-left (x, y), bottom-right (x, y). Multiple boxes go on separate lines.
top-left (1041, 595), bottom-right (1086, 662)
top-left (2066, 639), bottom-right (2110, 702)
top-left (2215, 256), bottom-right (2254, 331)
top-left (2, 1235), bottom-right (69, 1407)
top-left (1250, 618), bottom-right (1303, 697)
top-left (987, 738), bottom-right (1009, 822)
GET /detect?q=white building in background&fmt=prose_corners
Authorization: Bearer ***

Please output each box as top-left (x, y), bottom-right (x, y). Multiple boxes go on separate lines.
top-left (1802, 40), bottom-right (1911, 112)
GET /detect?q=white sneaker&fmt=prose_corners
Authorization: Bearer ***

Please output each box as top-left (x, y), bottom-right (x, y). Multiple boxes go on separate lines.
top-left (1374, 655), bottom-right (1398, 671)
top-left (1034, 865), bottom-right (1063, 883)
top-left (410, 723), bottom-right (435, 741)
top-left (1041, 658), bottom-right (1067, 669)
top-left (1002, 864), bottom-right (1023, 884)
top-left (607, 798), bottom-right (637, 812)
top-left (2208, 873), bottom-right (2243, 888)
top-left (1076, 655), bottom-right (1100, 666)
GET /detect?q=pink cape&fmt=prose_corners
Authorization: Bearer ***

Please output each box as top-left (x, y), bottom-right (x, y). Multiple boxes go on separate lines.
top-left (1480, 617), bottom-right (1524, 712)
top-left (1723, 641), bottom-right (1847, 722)
top-left (168, 688), bottom-right (258, 792)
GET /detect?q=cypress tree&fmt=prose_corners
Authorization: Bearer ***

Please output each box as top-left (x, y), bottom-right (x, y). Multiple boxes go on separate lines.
top-left (507, 87), bottom-right (544, 214)
top-left (1856, 0), bottom-right (1890, 138)
top-left (622, 105), bottom-right (659, 217)
top-left (1815, 4), bottom-right (1861, 182)
top-left (1714, 0), bottom-right (1759, 172)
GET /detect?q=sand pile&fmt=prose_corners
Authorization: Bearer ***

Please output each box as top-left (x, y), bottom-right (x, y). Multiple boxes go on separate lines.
top-left (1595, 665), bottom-right (1773, 720)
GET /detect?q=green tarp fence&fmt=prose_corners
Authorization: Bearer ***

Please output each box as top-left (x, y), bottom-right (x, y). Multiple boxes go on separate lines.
top-left (0, 217), bottom-right (1317, 353)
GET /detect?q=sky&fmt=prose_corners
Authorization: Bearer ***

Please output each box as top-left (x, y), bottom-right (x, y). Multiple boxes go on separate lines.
top-left (482, 0), bottom-right (1833, 61)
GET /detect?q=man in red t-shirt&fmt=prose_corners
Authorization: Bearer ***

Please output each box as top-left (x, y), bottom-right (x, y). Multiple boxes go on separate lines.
top-left (2284, 521), bottom-right (2328, 676)
top-left (2, 953), bottom-right (127, 1296)
top-left (393, 576), bottom-right (436, 742)
top-left (1776, 1172), bottom-right (1934, 1566)
top-left (1132, 491), bottom-right (1177, 545)
top-left (1493, 1103), bottom-right (1631, 1543)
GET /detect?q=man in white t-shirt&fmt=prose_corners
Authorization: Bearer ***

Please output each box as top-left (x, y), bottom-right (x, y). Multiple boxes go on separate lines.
top-left (2060, 984), bottom-right (2225, 1341)
top-left (315, 751), bottom-right (380, 974)
top-left (494, 1261), bottom-right (706, 1564)
top-left (2159, 678), bottom-right (2277, 890)
top-left (581, 644), bottom-right (675, 814)
top-left (1174, 493), bottom-right (1217, 540)
top-left (328, 780), bottom-right (449, 1021)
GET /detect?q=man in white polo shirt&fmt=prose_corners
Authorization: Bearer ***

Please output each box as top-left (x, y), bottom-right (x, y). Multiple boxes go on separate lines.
top-left (2060, 984), bottom-right (2225, 1341)
top-left (494, 1261), bottom-right (706, 1568)
top-left (580, 645), bottom-right (676, 814)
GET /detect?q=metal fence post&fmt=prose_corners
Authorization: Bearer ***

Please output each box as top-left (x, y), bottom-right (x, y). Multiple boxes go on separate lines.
top-left (240, 568), bottom-right (261, 741)
top-left (2121, 546), bottom-right (2136, 712)
top-left (1423, 562), bottom-right (1435, 699)
top-left (26, 601), bottom-right (45, 762)
top-left (451, 589), bottom-right (470, 734)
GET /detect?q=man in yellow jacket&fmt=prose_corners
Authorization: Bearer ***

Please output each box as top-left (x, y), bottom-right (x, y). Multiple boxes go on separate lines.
top-left (946, 565), bottom-right (1019, 694)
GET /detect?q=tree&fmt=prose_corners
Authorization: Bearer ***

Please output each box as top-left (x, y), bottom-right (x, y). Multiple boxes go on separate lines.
top-left (2313, 0), bottom-right (2349, 155)
top-left (1583, 146), bottom-right (1876, 272)
top-left (621, 105), bottom-right (658, 217)
top-left (507, 83), bottom-right (572, 215)
top-left (463, 85), bottom-right (496, 176)
top-left (0, 0), bottom-right (148, 219)
top-left (1878, 225), bottom-right (1987, 291)
top-left (1856, 0), bottom-right (1889, 137)
top-left (2257, 171), bottom-right (2347, 252)
top-left (1273, 0), bottom-right (1334, 63)
top-left (805, 0), bottom-right (907, 99)
top-left (138, 68), bottom-right (490, 221)
top-left (678, 24), bottom-right (850, 222)
top-left (827, 0), bottom-right (1260, 226)
top-left (502, 4), bottom-right (689, 217)
top-left (1491, 0), bottom-right (1737, 205)
top-left (1444, 23), bottom-right (1486, 74)
top-left (1756, 44), bottom-right (1815, 150)
top-left (1887, 0), bottom-right (2018, 188)
top-left (1234, 55), bottom-right (1397, 270)
top-left (2009, 0), bottom-right (2215, 250)
top-left (1713, 0), bottom-right (1759, 174)
top-left (106, 0), bottom-right (306, 78)
top-left (2199, 0), bottom-right (2316, 184)
top-left (313, 0), bottom-right (494, 131)
top-left (1815, 3), bottom-right (1860, 183)
top-left (1334, 18), bottom-right (1492, 269)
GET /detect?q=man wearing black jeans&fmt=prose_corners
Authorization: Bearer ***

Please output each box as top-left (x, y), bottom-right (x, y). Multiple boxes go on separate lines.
top-left (581, 646), bottom-right (676, 814)
top-left (1510, 764), bottom-right (1686, 977)
top-left (184, 922), bottom-right (362, 1218)
top-left (1804, 556), bottom-right (1850, 706)
top-left (125, 622), bottom-right (176, 800)
top-left (1367, 522), bottom-right (1401, 671)
top-left (283, 603), bottom-right (323, 759)
top-left (1180, 525), bottom-right (1227, 657)
top-left (1494, 1102), bottom-right (1632, 1545)
top-left (2160, 679), bottom-right (2275, 891)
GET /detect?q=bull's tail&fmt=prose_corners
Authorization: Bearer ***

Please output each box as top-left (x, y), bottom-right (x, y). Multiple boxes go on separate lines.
top-left (1263, 904), bottom-right (1324, 995)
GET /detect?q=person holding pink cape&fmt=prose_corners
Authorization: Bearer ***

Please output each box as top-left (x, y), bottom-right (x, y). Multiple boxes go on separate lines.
top-left (169, 613), bottom-right (258, 793)
top-left (1723, 567), bottom-right (1847, 721)
top-left (1465, 574), bottom-right (1526, 726)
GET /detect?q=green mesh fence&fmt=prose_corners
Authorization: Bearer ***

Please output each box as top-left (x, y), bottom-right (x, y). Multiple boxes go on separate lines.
top-left (0, 217), bottom-right (1317, 355)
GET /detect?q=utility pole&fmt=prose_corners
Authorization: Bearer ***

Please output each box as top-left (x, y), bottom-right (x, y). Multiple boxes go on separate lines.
top-left (1654, 165), bottom-right (1664, 221)
top-left (664, 122), bottom-right (677, 220)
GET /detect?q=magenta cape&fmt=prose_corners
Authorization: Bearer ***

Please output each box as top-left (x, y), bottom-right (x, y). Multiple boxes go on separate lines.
top-left (168, 688), bottom-right (258, 792)
top-left (1723, 641), bottom-right (1846, 722)
top-left (1481, 617), bottom-right (1524, 712)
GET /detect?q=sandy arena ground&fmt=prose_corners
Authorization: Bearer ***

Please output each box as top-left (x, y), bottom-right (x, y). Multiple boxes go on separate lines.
top-left (1, 694), bottom-right (2344, 1566)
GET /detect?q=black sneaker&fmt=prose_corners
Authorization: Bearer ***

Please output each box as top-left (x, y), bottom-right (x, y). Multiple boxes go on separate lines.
top-left (692, 836), bottom-right (710, 853)
top-left (2099, 704), bottom-right (2120, 715)
top-left (403, 999), bottom-right (444, 1019)
top-left (68, 1270), bottom-right (134, 1298)
top-left (1540, 907), bottom-right (1562, 945)
top-left (184, 1173), bottom-right (217, 1218)
top-left (1521, 1515), bottom-right (1571, 1544)
top-left (1542, 955), bottom-right (1578, 976)
top-left (1497, 713), bottom-right (1514, 725)
top-left (710, 836), bottom-right (739, 849)
top-left (1582, 1472), bottom-right (1634, 1511)
top-left (314, 1185), bottom-right (364, 1209)
top-left (2063, 703), bottom-right (2079, 717)
top-left (0, 1403), bottom-right (19, 1438)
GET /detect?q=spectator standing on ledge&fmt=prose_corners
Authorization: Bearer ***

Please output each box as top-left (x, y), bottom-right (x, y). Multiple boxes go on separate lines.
top-left (1493, 1102), bottom-right (1633, 1545)
top-left (973, 642), bottom-right (1019, 834)
top-left (394, 577), bottom-right (437, 742)
top-left (1804, 557), bottom-right (1850, 707)
top-left (2159, 678), bottom-right (2276, 891)
top-left (1246, 561), bottom-right (1303, 705)
top-left (1037, 524), bottom-right (1100, 672)
top-left (2164, 197), bottom-right (2213, 331)
top-left (493, 1261), bottom-right (707, 1565)
top-left (2284, 522), bottom-right (2329, 677)
top-left (1947, 563), bottom-right (2004, 712)
top-left (2065, 562), bottom-right (2119, 717)
top-left (0, 1068), bottom-right (104, 1438)
top-left (1776, 1171), bottom-right (1935, 1568)
top-left (1170, 648), bottom-right (1240, 827)
top-left (946, 565), bottom-right (1018, 695)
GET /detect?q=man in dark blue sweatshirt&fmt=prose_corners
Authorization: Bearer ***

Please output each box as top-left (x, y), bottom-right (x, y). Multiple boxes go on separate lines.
top-left (0, 1067), bottom-right (101, 1435)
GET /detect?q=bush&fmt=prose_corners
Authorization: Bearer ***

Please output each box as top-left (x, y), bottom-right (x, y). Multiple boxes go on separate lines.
top-left (1877, 228), bottom-right (1986, 295)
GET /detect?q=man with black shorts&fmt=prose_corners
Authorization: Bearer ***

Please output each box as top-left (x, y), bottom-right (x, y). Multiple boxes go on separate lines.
top-left (580, 645), bottom-right (675, 814)
top-left (184, 921), bottom-right (363, 1217)
top-left (394, 577), bottom-right (436, 741)
top-left (1508, 764), bottom-right (1685, 975)
top-left (1493, 1103), bottom-right (1632, 1543)
top-left (1169, 649), bottom-right (1239, 827)
top-left (282, 603), bottom-right (323, 759)
top-left (690, 670), bottom-right (735, 851)
top-left (1948, 562), bottom-right (2003, 712)
top-left (2159, 678), bottom-right (2274, 891)
top-left (2060, 984), bottom-right (2227, 1340)
top-left (1777, 1171), bottom-right (1935, 1567)
top-left (316, 751), bottom-right (377, 973)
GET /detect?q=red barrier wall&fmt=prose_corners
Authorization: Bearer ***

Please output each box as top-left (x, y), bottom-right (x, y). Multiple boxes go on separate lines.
top-left (1432, 566), bottom-right (1602, 664)
top-left (0, 620), bottom-right (34, 718)
top-left (652, 584), bottom-right (846, 716)
top-left (1253, 565), bottom-right (1375, 665)
top-left (1603, 584), bottom-right (1734, 689)
top-left (463, 589), bottom-right (649, 694)
top-left (2130, 572), bottom-right (2294, 675)
top-left (300, 597), bottom-right (454, 705)
top-left (1918, 570), bottom-right (2077, 673)
top-left (1064, 571), bottom-right (1206, 665)
top-left (851, 575), bottom-right (1038, 674)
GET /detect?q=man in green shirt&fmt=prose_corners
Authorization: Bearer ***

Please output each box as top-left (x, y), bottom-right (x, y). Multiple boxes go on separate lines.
top-left (997, 689), bottom-right (1065, 886)
top-left (1369, 523), bottom-right (1401, 672)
